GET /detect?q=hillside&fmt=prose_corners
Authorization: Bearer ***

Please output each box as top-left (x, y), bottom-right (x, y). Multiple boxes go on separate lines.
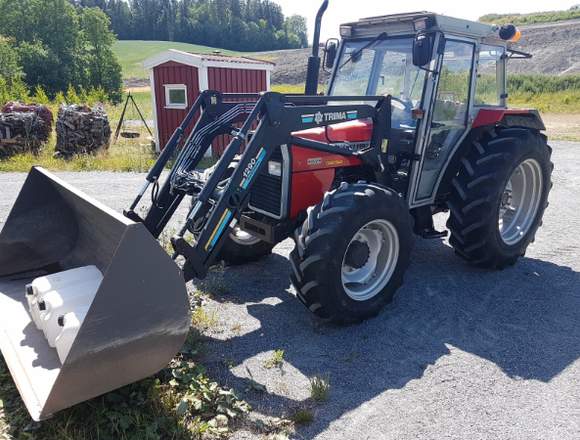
top-left (115, 18), bottom-right (580, 86)
top-left (261, 19), bottom-right (580, 83)
top-left (113, 40), bottom-right (241, 81)
top-left (511, 19), bottom-right (580, 75)
top-left (480, 7), bottom-right (580, 25)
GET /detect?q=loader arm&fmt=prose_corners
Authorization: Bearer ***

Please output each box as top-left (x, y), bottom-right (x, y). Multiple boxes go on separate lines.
top-left (126, 91), bottom-right (392, 281)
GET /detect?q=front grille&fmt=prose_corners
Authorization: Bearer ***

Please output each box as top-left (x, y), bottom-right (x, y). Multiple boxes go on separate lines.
top-left (249, 146), bottom-right (284, 218)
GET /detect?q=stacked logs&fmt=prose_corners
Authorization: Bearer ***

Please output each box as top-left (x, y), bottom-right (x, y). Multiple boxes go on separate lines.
top-left (2, 102), bottom-right (53, 142)
top-left (55, 104), bottom-right (111, 157)
top-left (0, 113), bottom-right (46, 158)
top-left (0, 102), bottom-right (53, 158)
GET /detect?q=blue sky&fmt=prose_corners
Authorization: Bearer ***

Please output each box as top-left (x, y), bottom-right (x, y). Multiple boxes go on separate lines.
top-left (275, 0), bottom-right (580, 39)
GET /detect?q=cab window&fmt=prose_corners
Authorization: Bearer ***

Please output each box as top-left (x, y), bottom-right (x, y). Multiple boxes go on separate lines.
top-left (475, 45), bottom-right (505, 106)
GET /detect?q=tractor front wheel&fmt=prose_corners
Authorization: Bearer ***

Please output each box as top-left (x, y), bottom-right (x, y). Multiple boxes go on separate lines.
top-left (219, 226), bottom-right (274, 266)
top-left (290, 182), bottom-right (414, 324)
top-left (447, 128), bottom-right (553, 269)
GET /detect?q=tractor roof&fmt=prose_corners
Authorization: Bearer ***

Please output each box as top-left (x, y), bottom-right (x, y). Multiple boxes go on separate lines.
top-left (341, 11), bottom-right (505, 44)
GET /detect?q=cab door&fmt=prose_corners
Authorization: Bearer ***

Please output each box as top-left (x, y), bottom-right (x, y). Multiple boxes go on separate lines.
top-left (411, 39), bottom-right (476, 205)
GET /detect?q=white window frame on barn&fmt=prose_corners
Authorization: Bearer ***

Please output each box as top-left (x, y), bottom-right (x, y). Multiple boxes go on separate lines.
top-left (164, 84), bottom-right (188, 109)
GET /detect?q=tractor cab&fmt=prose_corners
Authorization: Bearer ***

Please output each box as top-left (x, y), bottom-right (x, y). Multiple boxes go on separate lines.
top-left (325, 12), bottom-right (519, 205)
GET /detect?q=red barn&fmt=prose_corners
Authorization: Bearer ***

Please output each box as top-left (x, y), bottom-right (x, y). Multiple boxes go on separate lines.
top-left (144, 49), bottom-right (274, 155)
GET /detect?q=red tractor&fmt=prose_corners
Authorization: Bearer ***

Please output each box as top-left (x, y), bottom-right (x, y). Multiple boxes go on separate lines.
top-left (0, 2), bottom-right (552, 420)
top-left (178, 9), bottom-right (553, 324)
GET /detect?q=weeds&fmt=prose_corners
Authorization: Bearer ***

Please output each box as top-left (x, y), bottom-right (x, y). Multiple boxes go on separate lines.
top-left (290, 408), bottom-right (314, 426)
top-left (309, 375), bottom-right (330, 402)
top-left (0, 333), bottom-right (249, 440)
top-left (263, 350), bottom-right (285, 369)
top-left (191, 307), bottom-right (218, 331)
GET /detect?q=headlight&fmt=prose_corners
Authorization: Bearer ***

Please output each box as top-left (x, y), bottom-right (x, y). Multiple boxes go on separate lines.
top-left (340, 25), bottom-right (353, 38)
top-left (268, 161), bottom-right (282, 177)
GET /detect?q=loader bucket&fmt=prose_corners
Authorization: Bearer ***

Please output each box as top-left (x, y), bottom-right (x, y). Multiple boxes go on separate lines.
top-left (0, 167), bottom-right (190, 421)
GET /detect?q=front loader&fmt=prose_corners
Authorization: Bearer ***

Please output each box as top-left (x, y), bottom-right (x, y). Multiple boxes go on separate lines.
top-left (0, 2), bottom-right (553, 421)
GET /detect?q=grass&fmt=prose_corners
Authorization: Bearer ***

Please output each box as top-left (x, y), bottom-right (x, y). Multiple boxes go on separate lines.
top-left (0, 90), bottom-right (158, 173)
top-left (479, 9), bottom-right (580, 26)
top-left (1, 81), bottom-right (578, 174)
top-left (290, 409), bottom-right (314, 426)
top-left (263, 350), bottom-right (285, 369)
top-left (309, 376), bottom-right (330, 402)
top-left (114, 41), bottom-right (242, 81)
top-left (509, 90), bottom-right (580, 114)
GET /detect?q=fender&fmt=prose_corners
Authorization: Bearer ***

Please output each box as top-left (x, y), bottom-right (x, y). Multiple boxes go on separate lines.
top-left (473, 108), bottom-right (546, 131)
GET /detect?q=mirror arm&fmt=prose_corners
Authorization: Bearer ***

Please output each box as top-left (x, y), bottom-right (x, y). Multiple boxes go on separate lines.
top-left (418, 66), bottom-right (437, 75)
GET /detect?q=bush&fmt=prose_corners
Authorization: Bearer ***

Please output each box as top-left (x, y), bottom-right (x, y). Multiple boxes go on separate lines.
top-left (508, 75), bottom-right (580, 94)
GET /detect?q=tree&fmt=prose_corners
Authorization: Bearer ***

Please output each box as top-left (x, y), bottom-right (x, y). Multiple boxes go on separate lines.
top-left (285, 14), bottom-right (308, 48)
top-left (80, 7), bottom-right (123, 103)
top-left (68, 0), bottom-right (309, 52)
top-left (0, 37), bottom-right (23, 83)
top-left (0, 36), bottom-right (29, 103)
top-left (0, 0), bottom-right (122, 102)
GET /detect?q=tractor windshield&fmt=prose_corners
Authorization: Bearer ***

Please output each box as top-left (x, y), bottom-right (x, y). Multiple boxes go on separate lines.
top-left (329, 37), bottom-right (427, 129)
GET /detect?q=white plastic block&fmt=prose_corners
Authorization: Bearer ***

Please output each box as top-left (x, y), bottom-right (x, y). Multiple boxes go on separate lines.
top-left (55, 308), bottom-right (90, 364)
top-left (39, 278), bottom-right (101, 347)
top-left (26, 266), bottom-right (102, 330)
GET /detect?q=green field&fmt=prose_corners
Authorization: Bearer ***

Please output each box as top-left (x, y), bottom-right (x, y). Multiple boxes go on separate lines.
top-left (114, 41), bottom-right (242, 80)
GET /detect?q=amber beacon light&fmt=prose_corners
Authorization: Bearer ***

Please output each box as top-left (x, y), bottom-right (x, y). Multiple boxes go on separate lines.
top-left (499, 24), bottom-right (522, 42)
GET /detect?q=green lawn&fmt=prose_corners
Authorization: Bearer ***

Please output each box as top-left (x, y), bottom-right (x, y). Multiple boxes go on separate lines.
top-left (114, 41), bottom-right (242, 80)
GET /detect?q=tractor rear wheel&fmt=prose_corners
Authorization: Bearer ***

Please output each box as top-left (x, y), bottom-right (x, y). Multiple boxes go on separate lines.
top-left (447, 128), bottom-right (553, 269)
top-left (290, 182), bottom-right (413, 324)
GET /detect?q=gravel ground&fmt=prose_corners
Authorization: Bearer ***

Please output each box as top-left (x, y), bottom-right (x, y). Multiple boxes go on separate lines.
top-left (1, 141), bottom-right (579, 439)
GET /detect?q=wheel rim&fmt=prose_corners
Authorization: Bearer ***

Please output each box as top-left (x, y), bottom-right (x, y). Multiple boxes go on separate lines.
top-left (229, 227), bottom-right (261, 246)
top-left (341, 219), bottom-right (400, 302)
top-left (498, 158), bottom-right (543, 246)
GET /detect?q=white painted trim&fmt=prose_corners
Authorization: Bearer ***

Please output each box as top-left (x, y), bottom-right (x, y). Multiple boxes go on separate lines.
top-left (202, 60), bottom-right (274, 72)
top-left (198, 66), bottom-right (209, 91)
top-left (144, 50), bottom-right (203, 70)
top-left (143, 49), bottom-right (274, 72)
top-left (266, 70), bottom-right (271, 91)
top-left (149, 70), bottom-right (161, 152)
top-left (197, 67), bottom-right (213, 158)
top-left (164, 84), bottom-right (188, 109)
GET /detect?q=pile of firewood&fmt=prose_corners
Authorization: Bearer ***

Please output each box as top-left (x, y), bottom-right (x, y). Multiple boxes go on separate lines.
top-left (0, 112), bottom-right (46, 158)
top-left (55, 104), bottom-right (111, 157)
top-left (1, 102), bottom-right (53, 142)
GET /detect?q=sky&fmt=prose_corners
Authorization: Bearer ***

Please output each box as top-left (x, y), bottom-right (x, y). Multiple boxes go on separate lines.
top-left (275, 0), bottom-right (580, 40)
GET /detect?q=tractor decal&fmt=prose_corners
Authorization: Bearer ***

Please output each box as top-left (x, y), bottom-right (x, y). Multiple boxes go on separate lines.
top-left (240, 147), bottom-right (267, 189)
top-left (205, 209), bottom-right (233, 251)
top-left (301, 110), bottom-right (358, 125)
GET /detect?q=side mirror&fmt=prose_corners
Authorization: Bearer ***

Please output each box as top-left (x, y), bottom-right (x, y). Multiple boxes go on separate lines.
top-left (413, 32), bottom-right (435, 67)
top-left (323, 38), bottom-right (339, 71)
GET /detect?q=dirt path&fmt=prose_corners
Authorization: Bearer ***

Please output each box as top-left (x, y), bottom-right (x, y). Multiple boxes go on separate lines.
top-left (543, 114), bottom-right (580, 141)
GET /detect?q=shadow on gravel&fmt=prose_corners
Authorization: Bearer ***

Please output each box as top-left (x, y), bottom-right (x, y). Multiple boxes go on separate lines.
top-left (198, 238), bottom-right (580, 438)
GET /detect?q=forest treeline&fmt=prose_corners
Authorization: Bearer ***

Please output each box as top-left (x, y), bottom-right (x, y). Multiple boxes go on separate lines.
top-left (72, 0), bottom-right (309, 51)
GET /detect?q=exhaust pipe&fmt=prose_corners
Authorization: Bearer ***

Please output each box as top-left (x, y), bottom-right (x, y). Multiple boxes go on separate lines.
top-left (305, 0), bottom-right (330, 95)
top-left (0, 167), bottom-right (190, 421)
